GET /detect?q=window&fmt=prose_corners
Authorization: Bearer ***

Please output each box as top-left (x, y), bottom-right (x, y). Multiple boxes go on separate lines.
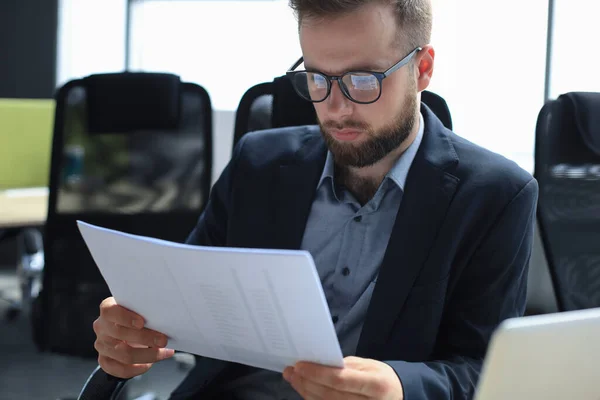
top-left (56, 0), bottom-right (127, 87)
top-left (549, 0), bottom-right (600, 98)
top-left (428, 0), bottom-right (548, 172)
top-left (61, 0), bottom-right (552, 174)
top-left (129, 0), bottom-right (301, 111)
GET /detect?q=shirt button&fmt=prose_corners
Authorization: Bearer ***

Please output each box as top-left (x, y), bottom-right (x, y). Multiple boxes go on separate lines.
top-left (332, 315), bottom-right (339, 323)
top-left (353, 215), bottom-right (362, 222)
top-left (342, 267), bottom-right (350, 276)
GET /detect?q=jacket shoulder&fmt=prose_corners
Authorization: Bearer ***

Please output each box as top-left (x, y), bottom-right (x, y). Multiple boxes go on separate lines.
top-left (235, 125), bottom-right (322, 168)
top-left (448, 132), bottom-right (537, 201)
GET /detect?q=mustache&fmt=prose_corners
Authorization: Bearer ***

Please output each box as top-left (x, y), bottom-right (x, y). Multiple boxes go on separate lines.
top-left (320, 119), bottom-right (370, 132)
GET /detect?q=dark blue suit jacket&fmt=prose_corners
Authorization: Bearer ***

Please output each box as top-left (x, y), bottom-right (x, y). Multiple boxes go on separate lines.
top-left (169, 105), bottom-right (538, 400)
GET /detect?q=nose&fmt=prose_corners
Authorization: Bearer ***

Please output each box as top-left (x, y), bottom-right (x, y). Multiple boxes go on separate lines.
top-left (325, 80), bottom-right (353, 117)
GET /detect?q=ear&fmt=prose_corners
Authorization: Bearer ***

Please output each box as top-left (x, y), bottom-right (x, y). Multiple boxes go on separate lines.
top-left (415, 45), bottom-right (435, 92)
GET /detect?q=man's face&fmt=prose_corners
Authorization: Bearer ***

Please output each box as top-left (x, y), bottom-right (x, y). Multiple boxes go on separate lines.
top-left (299, 3), bottom-right (419, 168)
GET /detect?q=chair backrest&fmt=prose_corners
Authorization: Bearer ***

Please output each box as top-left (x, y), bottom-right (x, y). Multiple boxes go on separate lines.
top-left (233, 75), bottom-right (453, 151)
top-left (34, 72), bottom-right (213, 358)
top-left (534, 92), bottom-right (600, 311)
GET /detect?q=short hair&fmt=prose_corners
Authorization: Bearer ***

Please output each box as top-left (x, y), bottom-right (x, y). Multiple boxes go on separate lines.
top-left (289, 0), bottom-right (432, 53)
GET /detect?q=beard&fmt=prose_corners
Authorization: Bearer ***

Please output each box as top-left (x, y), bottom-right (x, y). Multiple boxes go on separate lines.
top-left (319, 85), bottom-right (418, 168)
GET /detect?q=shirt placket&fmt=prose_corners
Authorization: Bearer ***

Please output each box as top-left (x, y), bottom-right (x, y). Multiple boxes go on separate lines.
top-left (331, 205), bottom-right (369, 324)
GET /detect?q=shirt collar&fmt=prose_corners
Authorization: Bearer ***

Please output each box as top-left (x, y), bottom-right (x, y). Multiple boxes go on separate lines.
top-left (318, 112), bottom-right (425, 192)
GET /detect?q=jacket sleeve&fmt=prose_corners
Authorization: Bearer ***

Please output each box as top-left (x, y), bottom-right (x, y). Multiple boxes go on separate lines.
top-left (388, 177), bottom-right (539, 400)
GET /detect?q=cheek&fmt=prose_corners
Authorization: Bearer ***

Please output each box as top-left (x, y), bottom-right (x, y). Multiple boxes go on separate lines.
top-left (377, 88), bottom-right (411, 124)
top-left (379, 80), bottom-right (405, 107)
top-left (360, 101), bottom-right (399, 130)
top-left (312, 103), bottom-right (327, 123)
top-left (357, 105), bottom-right (388, 128)
top-left (380, 71), bottom-right (412, 106)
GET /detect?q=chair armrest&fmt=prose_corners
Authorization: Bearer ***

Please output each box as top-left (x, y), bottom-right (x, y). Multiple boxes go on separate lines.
top-left (77, 365), bottom-right (130, 400)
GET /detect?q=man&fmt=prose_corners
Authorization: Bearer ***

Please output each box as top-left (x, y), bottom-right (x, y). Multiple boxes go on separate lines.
top-left (93, 0), bottom-right (538, 399)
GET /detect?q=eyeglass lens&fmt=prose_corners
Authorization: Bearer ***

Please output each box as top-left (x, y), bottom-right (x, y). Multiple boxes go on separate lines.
top-left (290, 71), bottom-right (381, 103)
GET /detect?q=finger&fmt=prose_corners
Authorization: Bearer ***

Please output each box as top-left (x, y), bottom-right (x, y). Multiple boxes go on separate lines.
top-left (98, 354), bottom-right (153, 379)
top-left (97, 336), bottom-right (154, 352)
top-left (100, 297), bottom-right (145, 329)
top-left (95, 317), bottom-right (168, 348)
top-left (288, 370), bottom-right (368, 400)
top-left (96, 337), bottom-right (174, 365)
top-left (295, 362), bottom-right (370, 395)
top-left (288, 370), bottom-right (324, 400)
top-left (96, 334), bottom-right (122, 350)
top-left (343, 356), bottom-right (367, 369)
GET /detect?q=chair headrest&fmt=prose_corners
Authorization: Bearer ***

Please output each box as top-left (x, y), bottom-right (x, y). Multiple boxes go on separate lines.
top-left (271, 75), bottom-right (317, 128)
top-left (84, 72), bottom-right (181, 133)
top-left (560, 92), bottom-right (600, 156)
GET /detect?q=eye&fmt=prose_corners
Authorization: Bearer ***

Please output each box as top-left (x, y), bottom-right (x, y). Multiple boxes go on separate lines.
top-left (312, 74), bottom-right (327, 89)
top-left (348, 74), bottom-right (378, 91)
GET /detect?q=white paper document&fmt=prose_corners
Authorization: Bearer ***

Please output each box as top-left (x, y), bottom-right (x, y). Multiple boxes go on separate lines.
top-left (77, 221), bottom-right (344, 373)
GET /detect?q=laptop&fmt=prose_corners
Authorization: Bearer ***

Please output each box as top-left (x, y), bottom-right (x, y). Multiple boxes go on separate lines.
top-left (474, 307), bottom-right (600, 400)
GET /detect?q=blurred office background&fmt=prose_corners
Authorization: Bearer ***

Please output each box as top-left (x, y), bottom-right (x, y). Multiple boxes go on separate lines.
top-left (1, 0), bottom-right (599, 398)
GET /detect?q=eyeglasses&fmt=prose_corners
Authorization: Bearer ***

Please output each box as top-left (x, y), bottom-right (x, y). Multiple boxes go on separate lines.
top-left (286, 47), bottom-right (422, 105)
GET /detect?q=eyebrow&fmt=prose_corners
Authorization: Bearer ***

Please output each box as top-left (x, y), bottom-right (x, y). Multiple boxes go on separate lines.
top-left (303, 61), bottom-right (388, 75)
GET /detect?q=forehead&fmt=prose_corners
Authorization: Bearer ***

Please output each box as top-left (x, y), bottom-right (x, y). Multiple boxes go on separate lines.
top-left (299, 3), bottom-right (401, 73)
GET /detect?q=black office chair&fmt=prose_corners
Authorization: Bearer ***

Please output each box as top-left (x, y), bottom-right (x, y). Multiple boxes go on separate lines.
top-left (28, 72), bottom-right (212, 398)
top-left (534, 92), bottom-right (600, 312)
top-left (233, 75), bottom-right (453, 150)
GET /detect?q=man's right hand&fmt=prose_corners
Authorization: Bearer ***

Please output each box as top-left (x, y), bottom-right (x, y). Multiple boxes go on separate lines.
top-left (93, 297), bottom-right (175, 379)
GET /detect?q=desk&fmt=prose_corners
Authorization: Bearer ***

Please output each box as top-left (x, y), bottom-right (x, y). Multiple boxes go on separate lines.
top-left (0, 188), bottom-right (48, 229)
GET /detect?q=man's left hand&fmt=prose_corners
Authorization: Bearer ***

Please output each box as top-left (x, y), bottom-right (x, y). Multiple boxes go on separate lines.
top-left (283, 356), bottom-right (404, 400)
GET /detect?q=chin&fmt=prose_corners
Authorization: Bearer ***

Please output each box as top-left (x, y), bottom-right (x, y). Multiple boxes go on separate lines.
top-left (328, 143), bottom-right (377, 168)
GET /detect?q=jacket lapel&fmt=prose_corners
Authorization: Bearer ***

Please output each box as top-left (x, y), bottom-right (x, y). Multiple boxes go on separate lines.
top-left (356, 106), bottom-right (460, 358)
top-left (271, 129), bottom-right (327, 250)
